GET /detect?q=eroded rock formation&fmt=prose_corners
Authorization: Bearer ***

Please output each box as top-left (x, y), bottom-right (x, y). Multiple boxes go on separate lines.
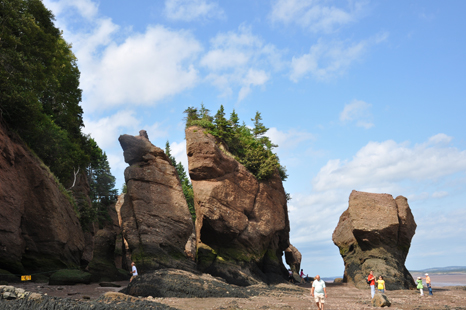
top-left (332, 190), bottom-right (416, 289)
top-left (0, 121), bottom-right (85, 273)
top-left (118, 130), bottom-right (195, 272)
top-left (186, 126), bottom-right (290, 286)
top-left (284, 244), bottom-right (302, 274)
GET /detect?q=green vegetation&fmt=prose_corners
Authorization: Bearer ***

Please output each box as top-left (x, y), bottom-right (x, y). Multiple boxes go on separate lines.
top-left (0, 0), bottom-right (116, 229)
top-left (184, 105), bottom-right (288, 181)
top-left (165, 141), bottom-right (196, 221)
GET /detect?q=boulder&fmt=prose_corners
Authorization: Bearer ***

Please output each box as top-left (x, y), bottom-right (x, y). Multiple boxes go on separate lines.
top-left (332, 190), bottom-right (416, 289)
top-left (118, 130), bottom-right (195, 273)
top-left (48, 269), bottom-right (92, 285)
top-left (186, 126), bottom-right (290, 286)
top-left (0, 121), bottom-right (84, 274)
top-left (284, 244), bottom-right (302, 273)
top-left (372, 293), bottom-right (391, 307)
top-left (122, 268), bottom-right (249, 298)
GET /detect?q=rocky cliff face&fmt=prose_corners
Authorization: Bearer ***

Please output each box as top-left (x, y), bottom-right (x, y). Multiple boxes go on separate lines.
top-left (186, 126), bottom-right (290, 286)
top-left (0, 121), bottom-right (85, 274)
top-left (118, 130), bottom-right (195, 272)
top-left (332, 190), bottom-right (416, 289)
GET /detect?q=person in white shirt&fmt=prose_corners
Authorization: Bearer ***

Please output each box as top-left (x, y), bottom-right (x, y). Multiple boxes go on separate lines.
top-left (130, 262), bottom-right (138, 282)
top-left (311, 275), bottom-right (328, 310)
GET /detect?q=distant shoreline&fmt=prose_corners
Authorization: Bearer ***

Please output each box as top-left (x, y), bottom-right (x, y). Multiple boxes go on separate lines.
top-left (319, 273), bottom-right (466, 287)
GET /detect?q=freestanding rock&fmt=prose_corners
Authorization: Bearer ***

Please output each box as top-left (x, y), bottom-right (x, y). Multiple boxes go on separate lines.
top-left (118, 130), bottom-right (195, 272)
top-left (186, 126), bottom-right (290, 286)
top-left (332, 190), bottom-right (416, 289)
top-left (0, 121), bottom-right (84, 274)
top-left (285, 244), bottom-right (302, 274)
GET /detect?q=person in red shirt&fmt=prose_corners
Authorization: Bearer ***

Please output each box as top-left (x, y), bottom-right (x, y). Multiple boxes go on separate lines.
top-left (367, 270), bottom-right (376, 298)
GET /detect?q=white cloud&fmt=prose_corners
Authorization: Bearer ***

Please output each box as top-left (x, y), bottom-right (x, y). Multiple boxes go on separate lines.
top-left (288, 134), bottom-right (466, 246)
top-left (164, 0), bottom-right (225, 22)
top-left (84, 26), bottom-right (202, 109)
top-left (170, 141), bottom-right (189, 174)
top-left (290, 38), bottom-right (367, 82)
top-left (268, 127), bottom-right (315, 150)
top-left (44, 1), bottom-right (203, 111)
top-left (201, 25), bottom-right (283, 101)
top-left (313, 135), bottom-right (466, 192)
top-left (269, 0), bottom-right (365, 33)
top-left (340, 99), bottom-right (374, 129)
top-left (83, 110), bottom-right (140, 149)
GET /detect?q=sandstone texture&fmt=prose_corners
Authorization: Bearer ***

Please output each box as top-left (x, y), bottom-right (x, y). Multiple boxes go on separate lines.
top-left (118, 130), bottom-right (195, 272)
top-left (284, 244), bottom-right (302, 274)
top-left (0, 121), bottom-right (85, 274)
top-left (88, 204), bottom-right (128, 282)
top-left (186, 126), bottom-right (290, 286)
top-left (332, 190), bottom-right (417, 289)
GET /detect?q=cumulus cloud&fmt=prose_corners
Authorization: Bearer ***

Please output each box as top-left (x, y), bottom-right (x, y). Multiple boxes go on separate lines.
top-left (201, 25), bottom-right (284, 101)
top-left (164, 0), bottom-right (225, 22)
top-left (339, 99), bottom-right (374, 129)
top-left (44, 1), bottom-right (203, 112)
top-left (83, 110), bottom-right (140, 149)
top-left (269, 0), bottom-right (366, 33)
top-left (288, 134), bottom-right (466, 247)
top-left (290, 38), bottom-right (366, 82)
top-left (268, 127), bottom-right (315, 150)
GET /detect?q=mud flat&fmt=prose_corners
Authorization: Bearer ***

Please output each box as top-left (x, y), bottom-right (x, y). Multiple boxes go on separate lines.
top-left (4, 281), bottom-right (466, 310)
top-left (411, 272), bottom-right (466, 287)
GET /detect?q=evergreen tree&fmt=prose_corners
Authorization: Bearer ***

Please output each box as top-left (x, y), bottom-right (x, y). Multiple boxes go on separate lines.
top-left (165, 141), bottom-right (195, 221)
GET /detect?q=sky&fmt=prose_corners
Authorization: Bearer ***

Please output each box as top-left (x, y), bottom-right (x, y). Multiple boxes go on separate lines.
top-left (42, 0), bottom-right (466, 277)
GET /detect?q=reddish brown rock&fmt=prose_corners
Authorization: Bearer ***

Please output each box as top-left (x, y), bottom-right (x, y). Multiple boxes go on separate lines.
top-left (284, 244), bottom-right (302, 274)
top-left (332, 190), bottom-right (416, 289)
top-left (118, 131), bottom-right (195, 272)
top-left (0, 121), bottom-right (84, 273)
top-left (186, 126), bottom-right (290, 286)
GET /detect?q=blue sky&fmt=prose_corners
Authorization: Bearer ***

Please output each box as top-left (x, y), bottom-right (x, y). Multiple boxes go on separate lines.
top-left (43, 0), bottom-right (466, 277)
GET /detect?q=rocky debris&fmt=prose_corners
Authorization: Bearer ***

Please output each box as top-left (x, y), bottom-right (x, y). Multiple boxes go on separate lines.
top-left (0, 122), bottom-right (85, 274)
top-left (333, 278), bottom-right (344, 284)
top-left (284, 244), bottom-right (302, 274)
top-left (49, 270), bottom-right (92, 285)
top-left (372, 293), bottom-right (391, 307)
top-left (0, 294), bottom-right (177, 310)
top-left (118, 131), bottom-right (195, 273)
top-left (332, 190), bottom-right (417, 289)
top-left (0, 286), bottom-right (27, 300)
top-left (122, 268), bottom-right (305, 299)
top-left (185, 126), bottom-right (290, 286)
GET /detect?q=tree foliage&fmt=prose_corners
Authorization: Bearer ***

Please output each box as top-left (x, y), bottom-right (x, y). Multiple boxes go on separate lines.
top-left (184, 105), bottom-right (288, 182)
top-left (0, 0), bottom-right (117, 228)
top-left (165, 141), bottom-right (195, 221)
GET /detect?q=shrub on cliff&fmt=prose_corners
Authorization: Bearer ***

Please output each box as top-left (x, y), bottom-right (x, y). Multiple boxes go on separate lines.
top-left (184, 105), bottom-right (287, 181)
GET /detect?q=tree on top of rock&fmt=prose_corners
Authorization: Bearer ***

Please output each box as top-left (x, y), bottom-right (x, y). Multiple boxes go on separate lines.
top-left (183, 105), bottom-right (287, 181)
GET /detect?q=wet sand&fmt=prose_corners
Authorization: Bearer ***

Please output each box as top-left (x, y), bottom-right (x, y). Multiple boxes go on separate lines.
top-left (10, 280), bottom-right (466, 309)
top-left (411, 272), bottom-right (466, 287)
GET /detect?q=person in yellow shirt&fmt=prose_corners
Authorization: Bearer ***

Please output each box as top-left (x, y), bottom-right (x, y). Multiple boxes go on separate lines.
top-left (376, 276), bottom-right (385, 293)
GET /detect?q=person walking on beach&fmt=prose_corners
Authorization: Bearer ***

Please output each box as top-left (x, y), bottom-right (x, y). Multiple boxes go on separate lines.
top-left (367, 271), bottom-right (376, 298)
top-left (311, 275), bottom-right (327, 310)
top-left (300, 269), bottom-right (305, 283)
top-left (424, 273), bottom-right (433, 296)
top-left (130, 262), bottom-right (138, 282)
top-left (376, 276), bottom-right (385, 293)
top-left (416, 276), bottom-right (424, 296)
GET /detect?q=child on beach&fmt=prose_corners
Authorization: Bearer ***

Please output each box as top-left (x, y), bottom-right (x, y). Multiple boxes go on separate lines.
top-left (416, 277), bottom-right (424, 296)
top-left (376, 276), bottom-right (385, 293)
